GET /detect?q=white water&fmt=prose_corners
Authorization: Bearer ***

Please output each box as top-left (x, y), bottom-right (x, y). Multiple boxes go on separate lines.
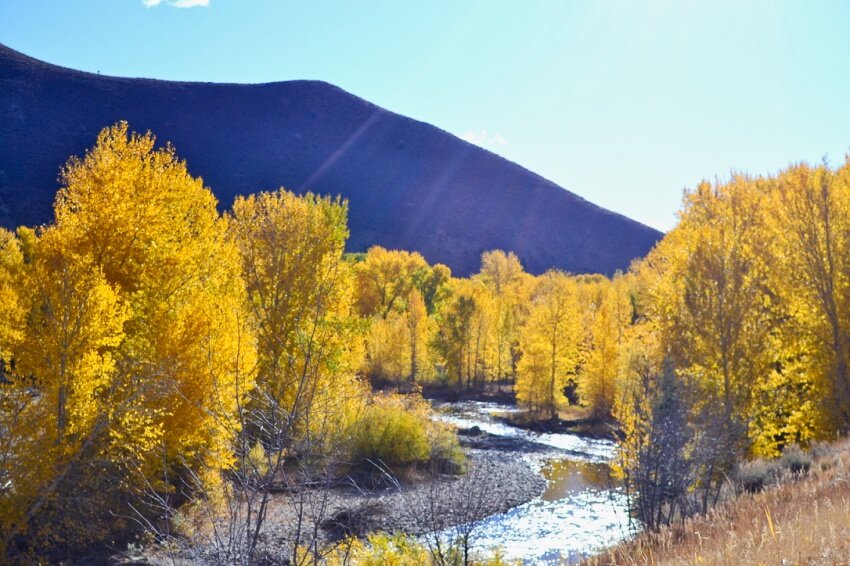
top-left (432, 401), bottom-right (633, 565)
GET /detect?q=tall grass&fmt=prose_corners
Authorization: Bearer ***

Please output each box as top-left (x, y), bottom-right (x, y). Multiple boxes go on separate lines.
top-left (586, 440), bottom-right (850, 565)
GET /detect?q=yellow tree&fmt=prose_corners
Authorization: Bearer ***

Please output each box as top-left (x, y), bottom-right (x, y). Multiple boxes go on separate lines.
top-left (51, 122), bottom-right (254, 484)
top-left (229, 189), bottom-right (362, 435)
top-left (406, 288), bottom-right (432, 383)
top-left (768, 160), bottom-right (850, 435)
top-left (18, 231), bottom-right (127, 446)
top-left (639, 175), bottom-right (782, 457)
top-left (354, 247), bottom-right (428, 318)
top-left (0, 228), bottom-right (28, 553)
top-left (580, 275), bottom-right (634, 421)
top-left (1, 228), bottom-right (129, 552)
top-left (477, 250), bottom-right (529, 383)
top-left (363, 314), bottom-right (409, 382)
top-left (516, 271), bottom-right (582, 418)
top-left (414, 262), bottom-right (452, 315)
top-left (0, 228), bottom-right (24, 368)
top-left (433, 280), bottom-right (478, 389)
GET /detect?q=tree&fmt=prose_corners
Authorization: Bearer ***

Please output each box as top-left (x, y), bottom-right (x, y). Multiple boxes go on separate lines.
top-left (515, 272), bottom-right (582, 418)
top-left (406, 288), bottom-right (432, 383)
top-left (580, 275), bottom-right (634, 421)
top-left (768, 161), bottom-right (850, 434)
top-left (614, 356), bottom-right (695, 531)
top-left (433, 285), bottom-right (478, 389)
top-left (1, 123), bottom-right (258, 560)
top-left (477, 250), bottom-right (529, 383)
top-left (1, 230), bottom-right (129, 552)
top-left (54, 122), bottom-right (254, 477)
top-left (229, 188), bottom-right (362, 437)
top-left (639, 176), bottom-right (778, 457)
top-left (413, 263), bottom-right (452, 316)
top-left (0, 228), bottom-right (24, 377)
top-left (354, 247), bottom-right (429, 319)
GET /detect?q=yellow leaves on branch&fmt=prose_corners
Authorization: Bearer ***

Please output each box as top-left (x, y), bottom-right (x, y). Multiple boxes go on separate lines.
top-left (516, 271), bottom-right (582, 418)
top-left (229, 188), bottom-right (362, 433)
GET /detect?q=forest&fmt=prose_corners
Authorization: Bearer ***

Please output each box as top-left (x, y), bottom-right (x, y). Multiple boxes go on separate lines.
top-left (2, 123), bottom-right (850, 564)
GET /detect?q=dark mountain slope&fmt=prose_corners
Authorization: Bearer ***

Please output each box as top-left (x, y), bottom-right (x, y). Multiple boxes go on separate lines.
top-left (0, 43), bottom-right (661, 275)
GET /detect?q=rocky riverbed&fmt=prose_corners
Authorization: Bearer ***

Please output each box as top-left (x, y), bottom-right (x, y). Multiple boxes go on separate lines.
top-left (139, 401), bottom-right (628, 565)
top-left (258, 443), bottom-right (547, 544)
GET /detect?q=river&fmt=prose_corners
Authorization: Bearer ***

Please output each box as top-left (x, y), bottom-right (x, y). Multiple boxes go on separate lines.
top-left (432, 401), bottom-right (633, 565)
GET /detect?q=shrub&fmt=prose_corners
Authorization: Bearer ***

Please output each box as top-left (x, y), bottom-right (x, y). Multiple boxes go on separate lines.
top-left (327, 532), bottom-right (517, 566)
top-left (351, 393), bottom-right (432, 468)
top-left (736, 458), bottom-right (779, 493)
top-left (427, 420), bottom-right (467, 474)
top-left (332, 533), bottom-right (431, 565)
top-left (780, 444), bottom-right (812, 475)
top-left (349, 393), bottom-right (466, 473)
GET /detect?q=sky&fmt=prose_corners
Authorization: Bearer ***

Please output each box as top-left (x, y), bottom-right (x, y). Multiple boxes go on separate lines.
top-left (2, 1), bottom-right (850, 231)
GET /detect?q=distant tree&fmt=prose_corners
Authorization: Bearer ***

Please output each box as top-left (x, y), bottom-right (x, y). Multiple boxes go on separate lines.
top-left (515, 271), bottom-right (582, 418)
top-left (354, 246), bottom-right (429, 318)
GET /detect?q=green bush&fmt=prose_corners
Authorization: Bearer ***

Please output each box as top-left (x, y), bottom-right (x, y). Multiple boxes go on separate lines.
top-left (351, 393), bottom-right (432, 467)
top-left (350, 393), bottom-right (467, 473)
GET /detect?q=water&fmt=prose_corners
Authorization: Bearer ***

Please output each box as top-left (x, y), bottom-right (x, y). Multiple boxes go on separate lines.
top-left (432, 401), bottom-right (633, 565)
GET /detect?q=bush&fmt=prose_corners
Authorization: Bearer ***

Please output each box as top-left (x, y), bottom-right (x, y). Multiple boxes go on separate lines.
top-left (736, 458), bottom-right (779, 493)
top-left (349, 393), bottom-right (466, 473)
top-left (780, 444), bottom-right (812, 475)
top-left (351, 393), bottom-right (432, 468)
top-left (427, 420), bottom-right (467, 474)
top-left (331, 533), bottom-right (431, 565)
top-left (326, 532), bottom-right (516, 566)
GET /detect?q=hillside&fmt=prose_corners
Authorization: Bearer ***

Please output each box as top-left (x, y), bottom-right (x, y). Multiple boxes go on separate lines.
top-left (585, 440), bottom-right (850, 565)
top-left (0, 43), bottom-right (661, 275)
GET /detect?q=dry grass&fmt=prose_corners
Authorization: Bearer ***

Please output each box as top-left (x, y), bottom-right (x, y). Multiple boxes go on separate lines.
top-left (586, 440), bottom-right (850, 566)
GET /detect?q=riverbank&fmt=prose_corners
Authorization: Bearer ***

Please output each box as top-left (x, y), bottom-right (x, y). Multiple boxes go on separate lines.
top-left (421, 384), bottom-right (617, 441)
top-left (584, 439), bottom-right (850, 565)
top-left (135, 446), bottom-right (545, 564)
top-left (236, 448), bottom-right (547, 557)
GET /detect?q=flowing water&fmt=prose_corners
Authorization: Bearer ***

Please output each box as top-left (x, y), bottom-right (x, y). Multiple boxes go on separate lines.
top-left (432, 401), bottom-right (633, 565)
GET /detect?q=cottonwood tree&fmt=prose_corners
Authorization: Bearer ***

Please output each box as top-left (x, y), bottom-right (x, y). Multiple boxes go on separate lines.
top-left (354, 246), bottom-right (429, 319)
top-left (638, 176), bottom-right (778, 461)
top-left (1, 123), bottom-right (255, 560)
top-left (769, 161), bottom-right (850, 435)
top-left (226, 188), bottom-right (365, 564)
top-left (580, 275), bottom-right (634, 421)
top-left (515, 271), bottom-right (582, 418)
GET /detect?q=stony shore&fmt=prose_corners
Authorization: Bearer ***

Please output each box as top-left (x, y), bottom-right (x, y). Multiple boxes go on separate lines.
top-left (138, 413), bottom-right (550, 563)
top-left (258, 441), bottom-right (546, 549)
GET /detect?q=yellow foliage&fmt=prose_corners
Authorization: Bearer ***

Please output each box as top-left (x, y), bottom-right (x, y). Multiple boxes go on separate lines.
top-left (354, 246), bottom-right (429, 318)
top-left (578, 274), bottom-right (634, 420)
top-left (516, 271), bottom-right (582, 417)
top-left (330, 533), bottom-right (432, 566)
top-left (229, 188), bottom-right (362, 437)
top-left (0, 228), bottom-right (24, 364)
top-left (351, 392), bottom-right (433, 467)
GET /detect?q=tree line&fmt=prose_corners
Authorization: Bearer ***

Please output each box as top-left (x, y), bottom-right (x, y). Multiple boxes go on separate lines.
top-left (3, 121), bottom-right (850, 559)
top-left (0, 123), bottom-right (463, 563)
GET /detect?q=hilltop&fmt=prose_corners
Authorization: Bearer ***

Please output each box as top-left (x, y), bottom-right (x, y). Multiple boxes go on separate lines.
top-left (0, 43), bottom-right (661, 275)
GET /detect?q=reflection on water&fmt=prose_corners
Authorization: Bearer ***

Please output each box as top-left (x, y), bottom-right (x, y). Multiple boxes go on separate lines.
top-left (540, 459), bottom-right (616, 501)
top-left (432, 401), bottom-right (632, 565)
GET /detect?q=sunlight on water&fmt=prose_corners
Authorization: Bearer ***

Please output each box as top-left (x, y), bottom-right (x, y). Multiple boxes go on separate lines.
top-left (434, 401), bottom-right (616, 463)
top-left (431, 401), bottom-right (633, 564)
top-left (467, 488), bottom-right (631, 565)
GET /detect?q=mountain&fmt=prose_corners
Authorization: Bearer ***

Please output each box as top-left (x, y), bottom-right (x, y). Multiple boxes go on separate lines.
top-left (0, 43), bottom-right (661, 276)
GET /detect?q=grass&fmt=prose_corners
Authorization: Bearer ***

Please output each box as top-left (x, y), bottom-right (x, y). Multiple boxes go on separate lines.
top-left (585, 439), bottom-right (850, 565)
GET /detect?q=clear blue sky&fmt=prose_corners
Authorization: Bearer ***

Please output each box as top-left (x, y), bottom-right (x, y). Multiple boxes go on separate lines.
top-left (3, 1), bottom-right (850, 231)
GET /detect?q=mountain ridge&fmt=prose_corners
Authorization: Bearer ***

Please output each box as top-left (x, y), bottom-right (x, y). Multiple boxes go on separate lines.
top-left (0, 43), bottom-right (661, 275)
